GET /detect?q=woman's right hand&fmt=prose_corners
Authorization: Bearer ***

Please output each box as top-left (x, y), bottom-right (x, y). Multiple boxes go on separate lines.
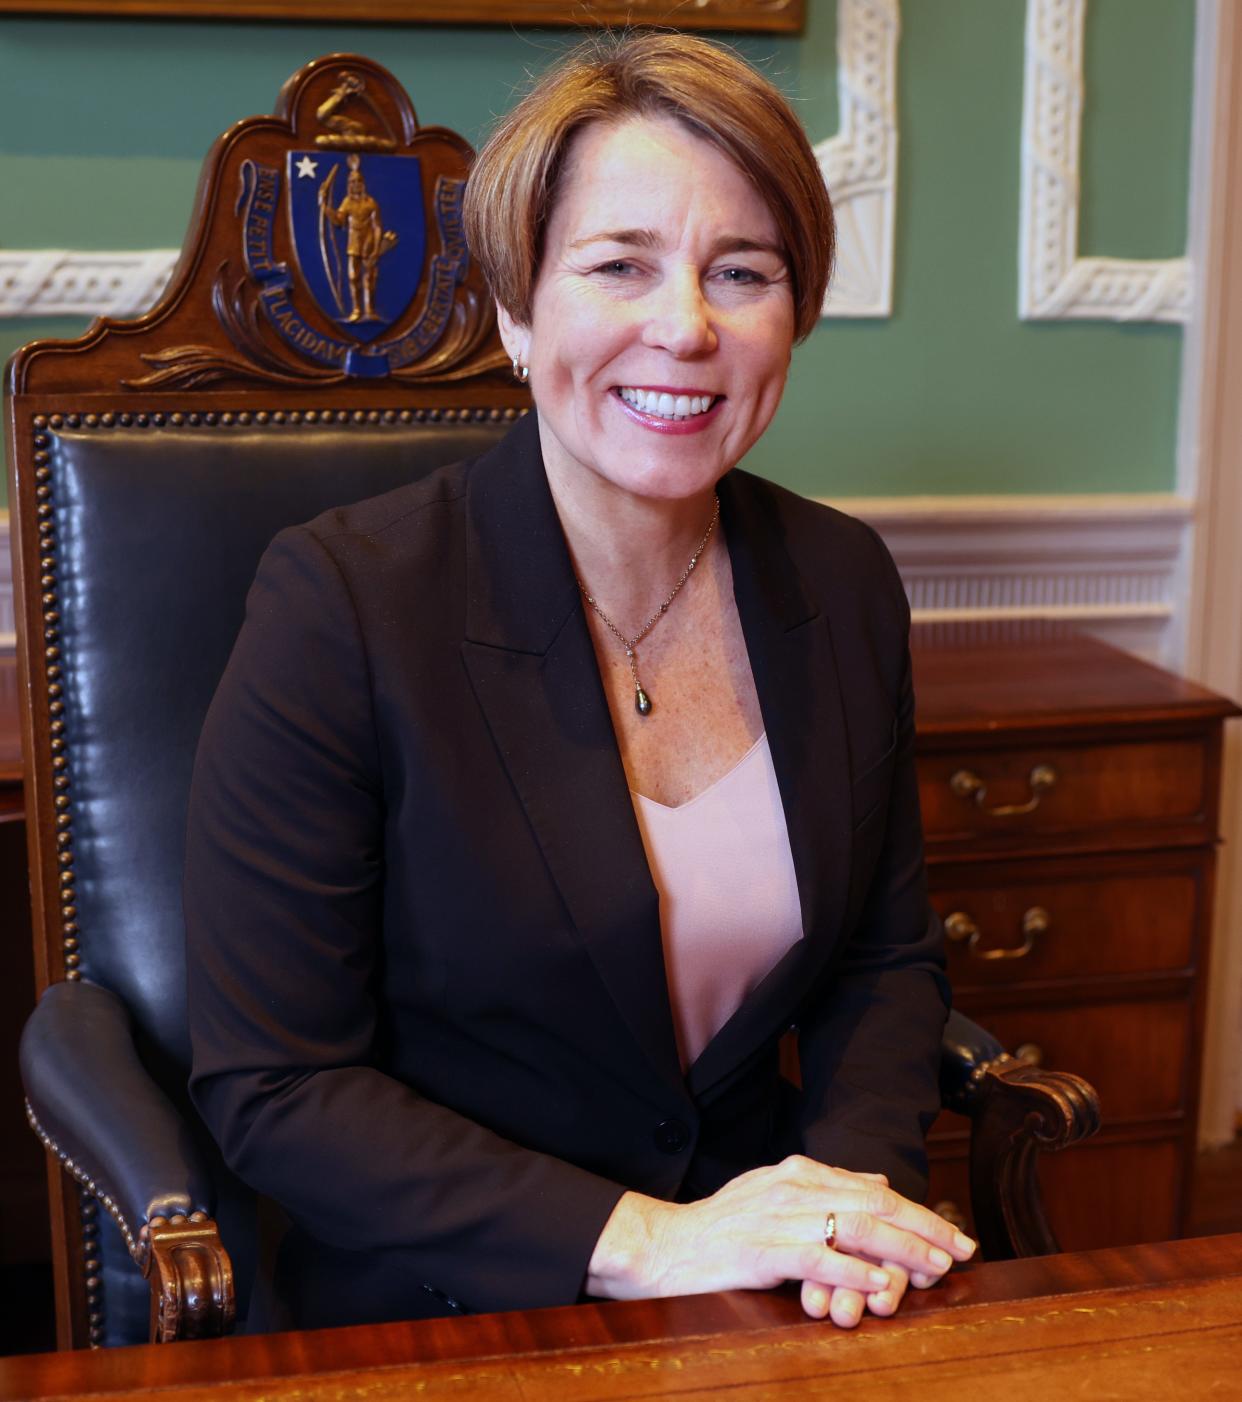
top-left (585, 1154), bottom-right (974, 1325)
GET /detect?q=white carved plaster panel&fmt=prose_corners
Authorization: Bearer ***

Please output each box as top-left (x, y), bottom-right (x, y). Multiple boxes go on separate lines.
top-left (1019, 0), bottom-right (1192, 322)
top-left (0, 250), bottom-right (177, 320)
top-left (818, 0), bottom-right (900, 318)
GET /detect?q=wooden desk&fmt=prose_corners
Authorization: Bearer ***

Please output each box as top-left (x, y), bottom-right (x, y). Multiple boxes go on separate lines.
top-left (1, 1234), bottom-right (1239, 1400)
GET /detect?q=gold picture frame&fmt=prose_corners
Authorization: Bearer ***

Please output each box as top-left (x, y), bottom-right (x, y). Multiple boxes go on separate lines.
top-left (0, 0), bottom-right (805, 32)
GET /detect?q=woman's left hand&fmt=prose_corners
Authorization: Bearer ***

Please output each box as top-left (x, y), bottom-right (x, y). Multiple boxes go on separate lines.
top-left (801, 1258), bottom-right (911, 1328)
top-left (586, 1155), bottom-right (974, 1316)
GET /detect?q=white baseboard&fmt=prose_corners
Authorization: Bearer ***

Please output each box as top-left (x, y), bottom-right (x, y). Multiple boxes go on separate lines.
top-left (0, 494), bottom-right (1194, 668)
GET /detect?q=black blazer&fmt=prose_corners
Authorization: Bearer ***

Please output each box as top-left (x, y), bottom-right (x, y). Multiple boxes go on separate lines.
top-left (185, 412), bottom-right (949, 1329)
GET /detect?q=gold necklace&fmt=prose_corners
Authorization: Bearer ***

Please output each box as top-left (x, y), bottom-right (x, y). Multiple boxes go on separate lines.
top-left (577, 495), bottom-right (721, 717)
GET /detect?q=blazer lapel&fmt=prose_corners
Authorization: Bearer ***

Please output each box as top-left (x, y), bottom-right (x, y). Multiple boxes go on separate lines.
top-left (459, 415), bottom-right (685, 1097)
top-left (687, 472), bottom-right (854, 1100)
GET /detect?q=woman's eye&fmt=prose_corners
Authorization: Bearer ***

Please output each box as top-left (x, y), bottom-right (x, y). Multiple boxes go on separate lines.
top-left (592, 260), bottom-right (637, 277)
top-left (717, 267), bottom-right (768, 286)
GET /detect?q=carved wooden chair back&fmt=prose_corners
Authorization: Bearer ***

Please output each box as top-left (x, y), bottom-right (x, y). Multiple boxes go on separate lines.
top-left (4, 53), bottom-right (527, 1348)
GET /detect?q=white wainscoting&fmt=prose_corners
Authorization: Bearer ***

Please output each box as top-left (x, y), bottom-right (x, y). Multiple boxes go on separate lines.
top-left (0, 495), bottom-right (1192, 667)
top-left (838, 492), bottom-right (1192, 668)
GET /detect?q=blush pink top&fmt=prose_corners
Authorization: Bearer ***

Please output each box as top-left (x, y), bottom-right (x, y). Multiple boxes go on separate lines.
top-left (630, 733), bottom-right (804, 1070)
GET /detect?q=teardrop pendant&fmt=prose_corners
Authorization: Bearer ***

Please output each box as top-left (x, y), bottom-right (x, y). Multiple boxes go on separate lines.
top-left (635, 685), bottom-right (653, 717)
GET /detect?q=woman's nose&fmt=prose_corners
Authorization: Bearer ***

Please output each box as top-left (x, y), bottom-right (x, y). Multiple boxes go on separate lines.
top-left (641, 271), bottom-right (718, 356)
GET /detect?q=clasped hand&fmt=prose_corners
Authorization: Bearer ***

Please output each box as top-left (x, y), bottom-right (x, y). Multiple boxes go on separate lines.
top-left (587, 1155), bottom-right (975, 1329)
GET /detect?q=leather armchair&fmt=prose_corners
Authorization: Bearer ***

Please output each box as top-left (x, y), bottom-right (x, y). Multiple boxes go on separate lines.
top-left (5, 52), bottom-right (1099, 1349)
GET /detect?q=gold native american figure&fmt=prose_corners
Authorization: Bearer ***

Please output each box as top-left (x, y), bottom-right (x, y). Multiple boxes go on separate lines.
top-left (318, 153), bottom-right (398, 324)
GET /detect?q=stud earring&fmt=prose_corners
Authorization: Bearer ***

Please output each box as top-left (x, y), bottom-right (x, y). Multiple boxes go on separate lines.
top-left (512, 357), bottom-right (530, 384)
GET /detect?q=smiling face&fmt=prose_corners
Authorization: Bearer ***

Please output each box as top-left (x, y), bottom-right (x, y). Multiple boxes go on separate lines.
top-left (498, 115), bottom-right (797, 505)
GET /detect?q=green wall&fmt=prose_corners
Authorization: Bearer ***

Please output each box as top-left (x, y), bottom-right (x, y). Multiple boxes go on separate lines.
top-left (0, 0), bottom-right (1195, 502)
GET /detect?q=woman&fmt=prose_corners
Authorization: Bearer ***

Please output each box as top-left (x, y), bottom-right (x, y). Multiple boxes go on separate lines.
top-left (185, 32), bottom-right (973, 1335)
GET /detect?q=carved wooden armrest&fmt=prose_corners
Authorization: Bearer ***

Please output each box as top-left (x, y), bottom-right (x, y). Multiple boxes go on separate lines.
top-left (21, 980), bottom-right (237, 1341)
top-left (962, 1053), bottom-right (1101, 1260)
top-left (138, 1213), bottom-right (235, 1343)
top-left (939, 1009), bottom-right (1101, 1260)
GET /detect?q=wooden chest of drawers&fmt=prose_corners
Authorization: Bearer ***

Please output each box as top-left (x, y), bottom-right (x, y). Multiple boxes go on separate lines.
top-left (912, 625), bottom-right (1238, 1251)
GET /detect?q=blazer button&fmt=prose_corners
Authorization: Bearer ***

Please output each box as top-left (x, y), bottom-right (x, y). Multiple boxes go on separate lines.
top-left (653, 1118), bottom-right (691, 1154)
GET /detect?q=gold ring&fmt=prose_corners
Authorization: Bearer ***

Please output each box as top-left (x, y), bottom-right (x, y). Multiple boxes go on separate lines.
top-left (824, 1211), bottom-right (837, 1250)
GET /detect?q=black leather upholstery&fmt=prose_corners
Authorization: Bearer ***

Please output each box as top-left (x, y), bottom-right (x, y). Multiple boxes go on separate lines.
top-left (21, 980), bottom-right (214, 1232)
top-left (25, 418), bottom-right (510, 1344)
top-left (50, 423), bottom-right (507, 1069)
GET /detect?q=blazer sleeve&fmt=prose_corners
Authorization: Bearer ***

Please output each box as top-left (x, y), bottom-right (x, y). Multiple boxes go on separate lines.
top-left (794, 529), bottom-right (950, 1204)
top-left (185, 525), bottom-right (626, 1315)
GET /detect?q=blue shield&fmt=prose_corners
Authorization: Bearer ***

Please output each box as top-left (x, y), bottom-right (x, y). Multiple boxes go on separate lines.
top-left (286, 151), bottom-right (426, 344)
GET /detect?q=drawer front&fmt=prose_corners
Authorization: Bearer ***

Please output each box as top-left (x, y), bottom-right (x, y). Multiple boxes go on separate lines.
top-left (962, 1000), bottom-right (1193, 1121)
top-left (919, 738), bottom-right (1210, 846)
top-left (926, 1135), bottom-right (1183, 1252)
top-left (931, 862), bottom-right (1200, 989)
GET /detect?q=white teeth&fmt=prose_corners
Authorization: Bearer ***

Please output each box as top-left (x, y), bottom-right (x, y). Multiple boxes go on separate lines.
top-left (619, 387), bottom-right (716, 420)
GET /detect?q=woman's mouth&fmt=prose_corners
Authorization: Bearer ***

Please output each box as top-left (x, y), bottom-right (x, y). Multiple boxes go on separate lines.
top-left (614, 386), bottom-right (722, 429)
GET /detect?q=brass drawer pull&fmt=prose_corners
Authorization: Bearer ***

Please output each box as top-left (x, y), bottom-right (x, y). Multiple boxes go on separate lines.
top-left (949, 763), bottom-right (1057, 817)
top-left (945, 905), bottom-right (1049, 961)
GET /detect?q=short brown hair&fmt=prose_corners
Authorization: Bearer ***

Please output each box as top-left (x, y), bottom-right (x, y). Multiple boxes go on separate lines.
top-left (463, 31), bottom-right (834, 343)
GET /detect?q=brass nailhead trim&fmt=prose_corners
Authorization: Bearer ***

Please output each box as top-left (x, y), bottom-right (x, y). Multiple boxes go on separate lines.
top-left (967, 1053), bottom-right (1018, 1090)
top-left (43, 405), bottom-right (526, 436)
top-left (25, 1100), bottom-right (146, 1348)
top-left (30, 419), bottom-right (80, 982)
top-left (30, 402), bottom-right (528, 989)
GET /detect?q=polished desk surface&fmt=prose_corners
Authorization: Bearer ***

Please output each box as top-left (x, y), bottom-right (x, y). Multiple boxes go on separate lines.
top-left (1, 1234), bottom-right (1239, 1401)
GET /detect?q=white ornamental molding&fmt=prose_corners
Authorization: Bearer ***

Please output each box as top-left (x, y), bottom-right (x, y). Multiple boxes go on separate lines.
top-left (838, 492), bottom-right (1193, 667)
top-left (1019, 0), bottom-right (1192, 322)
top-left (0, 249), bottom-right (177, 320)
top-left (817, 0), bottom-right (900, 318)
